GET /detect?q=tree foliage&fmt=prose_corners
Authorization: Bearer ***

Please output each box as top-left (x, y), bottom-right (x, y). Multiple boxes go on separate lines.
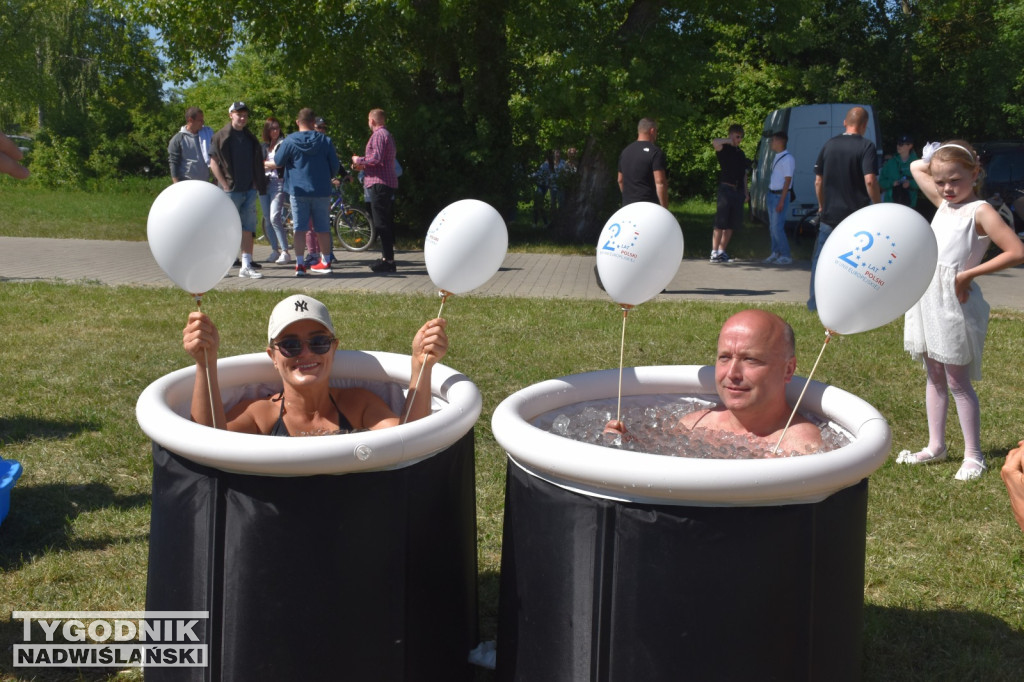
top-left (6, 1), bottom-right (1024, 235)
top-left (2, 0), bottom-right (168, 184)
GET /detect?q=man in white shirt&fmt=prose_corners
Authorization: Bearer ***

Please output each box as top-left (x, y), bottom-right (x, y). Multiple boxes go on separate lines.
top-left (763, 132), bottom-right (795, 265)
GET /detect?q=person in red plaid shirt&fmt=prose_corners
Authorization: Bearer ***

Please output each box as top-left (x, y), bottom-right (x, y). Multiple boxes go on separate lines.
top-left (352, 108), bottom-right (399, 273)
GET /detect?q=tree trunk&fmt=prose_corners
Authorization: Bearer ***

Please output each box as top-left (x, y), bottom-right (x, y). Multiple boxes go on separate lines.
top-left (554, 134), bottom-right (619, 243)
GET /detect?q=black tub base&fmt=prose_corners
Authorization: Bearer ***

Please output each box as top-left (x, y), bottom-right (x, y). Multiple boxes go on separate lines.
top-left (497, 459), bottom-right (867, 682)
top-left (146, 432), bottom-right (477, 682)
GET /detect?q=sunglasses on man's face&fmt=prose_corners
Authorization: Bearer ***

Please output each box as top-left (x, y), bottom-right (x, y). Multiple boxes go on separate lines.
top-left (272, 335), bottom-right (336, 358)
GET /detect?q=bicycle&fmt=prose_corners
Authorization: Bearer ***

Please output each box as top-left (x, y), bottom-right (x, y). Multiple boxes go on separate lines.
top-left (785, 210), bottom-right (819, 245)
top-left (277, 184), bottom-right (376, 252)
top-left (330, 186), bottom-right (375, 252)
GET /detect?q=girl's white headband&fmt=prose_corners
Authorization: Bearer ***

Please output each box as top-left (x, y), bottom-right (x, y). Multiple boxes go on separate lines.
top-left (921, 141), bottom-right (975, 163)
top-left (936, 143), bottom-right (974, 158)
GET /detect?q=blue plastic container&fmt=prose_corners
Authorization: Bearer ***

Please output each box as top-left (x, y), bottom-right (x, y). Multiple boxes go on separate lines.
top-left (0, 459), bottom-right (23, 527)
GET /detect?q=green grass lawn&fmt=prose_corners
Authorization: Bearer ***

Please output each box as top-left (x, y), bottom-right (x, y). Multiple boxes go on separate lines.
top-left (0, 282), bottom-right (1022, 680)
top-left (0, 182), bottom-right (1021, 679)
top-left (0, 179), bottom-right (815, 262)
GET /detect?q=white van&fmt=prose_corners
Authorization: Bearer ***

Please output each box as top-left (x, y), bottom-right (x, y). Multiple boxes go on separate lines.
top-left (750, 103), bottom-right (882, 227)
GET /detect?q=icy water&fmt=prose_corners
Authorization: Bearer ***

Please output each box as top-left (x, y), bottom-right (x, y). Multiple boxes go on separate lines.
top-left (531, 394), bottom-right (852, 459)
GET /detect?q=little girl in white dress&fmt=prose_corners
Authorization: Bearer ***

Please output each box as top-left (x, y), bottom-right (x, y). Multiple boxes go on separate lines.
top-left (897, 140), bottom-right (1024, 480)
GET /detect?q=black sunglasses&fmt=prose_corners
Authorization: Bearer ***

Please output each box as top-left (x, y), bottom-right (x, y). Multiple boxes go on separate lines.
top-left (272, 335), bottom-right (336, 358)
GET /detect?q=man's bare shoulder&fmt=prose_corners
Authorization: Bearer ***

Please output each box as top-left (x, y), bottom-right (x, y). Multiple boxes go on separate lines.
top-left (779, 417), bottom-right (824, 454)
top-left (678, 407), bottom-right (718, 430)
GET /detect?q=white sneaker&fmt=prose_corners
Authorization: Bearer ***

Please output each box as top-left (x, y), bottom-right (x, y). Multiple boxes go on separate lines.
top-left (762, 253), bottom-right (778, 264)
top-left (239, 265), bottom-right (263, 279)
top-left (276, 251), bottom-right (292, 264)
top-left (776, 256), bottom-right (792, 265)
top-left (265, 250), bottom-right (280, 263)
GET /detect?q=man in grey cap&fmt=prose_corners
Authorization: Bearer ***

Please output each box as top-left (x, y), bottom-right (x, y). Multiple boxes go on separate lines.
top-left (210, 101), bottom-right (268, 279)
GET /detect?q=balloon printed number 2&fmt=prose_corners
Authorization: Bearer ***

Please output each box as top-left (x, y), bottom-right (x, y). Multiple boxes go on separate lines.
top-left (838, 231), bottom-right (873, 268)
top-left (594, 203), bottom-right (683, 307)
top-left (814, 203), bottom-right (937, 336)
top-left (601, 221), bottom-right (640, 254)
top-left (601, 223), bottom-right (620, 251)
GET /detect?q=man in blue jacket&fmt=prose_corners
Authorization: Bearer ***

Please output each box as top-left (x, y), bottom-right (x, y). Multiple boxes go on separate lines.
top-left (273, 108), bottom-right (341, 276)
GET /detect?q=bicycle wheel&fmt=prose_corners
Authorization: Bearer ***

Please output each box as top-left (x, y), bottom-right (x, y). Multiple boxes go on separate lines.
top-left (794, 213), bottom-right (819, 245)
top-left (282, 202), bottom-right (293, 234)
top-left (333, 205), bottom-right (375, 251)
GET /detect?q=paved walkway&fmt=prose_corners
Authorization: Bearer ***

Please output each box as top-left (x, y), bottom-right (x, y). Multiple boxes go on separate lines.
top-left (2, 236), bottom-right (1024, 310)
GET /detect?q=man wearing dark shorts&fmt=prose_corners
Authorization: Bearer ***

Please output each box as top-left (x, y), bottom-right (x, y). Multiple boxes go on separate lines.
top-left (710, 124), bottom-right (749, 263)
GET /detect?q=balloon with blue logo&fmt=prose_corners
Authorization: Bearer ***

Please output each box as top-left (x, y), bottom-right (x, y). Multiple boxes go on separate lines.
top-left (814, 203), bottom-right (937, 335)
top-left (595, 203), bottom-right (684, 307)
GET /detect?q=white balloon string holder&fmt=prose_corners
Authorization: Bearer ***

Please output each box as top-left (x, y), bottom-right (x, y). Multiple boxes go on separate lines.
top-left (771, 329), bottom-right (834, 456)
top-left (615, 304), bottom-right (633, 423)
top-left (192, 293), bottom-right (219, 431)
top-left (147, 180), bottom-right (242, 433)
top-left (593, 202), bottom-right (684, 425)
top-left (402, 290), bottom-right (452, 425)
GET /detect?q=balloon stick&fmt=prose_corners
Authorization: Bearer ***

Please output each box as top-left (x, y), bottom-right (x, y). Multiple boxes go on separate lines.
top-left (193, 293), bottom-right (218, 431)
top-left (402, 290), bottom-right (451, 425)
top-left (615, 304), bottom-right (633, 423)
top-left (771, 329), bottom-right (834, 456)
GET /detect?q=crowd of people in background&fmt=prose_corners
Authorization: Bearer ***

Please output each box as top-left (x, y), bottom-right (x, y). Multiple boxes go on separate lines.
top-left (609, 111), bottom-right (1024, 531)
top-left (531, 147), bottom-right (578, 228)
top-left (162, 102), bottom-right (400, 280)
top-left (7, 105), bottom-right (1024, 531)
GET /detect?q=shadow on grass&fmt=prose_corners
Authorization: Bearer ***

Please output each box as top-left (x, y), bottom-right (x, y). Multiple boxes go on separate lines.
top-left (473, 569), bottom-right (500, 681)
top-left (471, 601), bottom-right (1024, 681)
top-left (0, 415), bottom-right (100, 445)
top-left (0, 481), bottom-right (149, 572)
top-left (864, 603), bottom-right (1024, 679)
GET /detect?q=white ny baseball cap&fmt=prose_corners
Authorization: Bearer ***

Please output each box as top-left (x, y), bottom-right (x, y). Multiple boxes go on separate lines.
top-left (267, 295), bottom-right (335, 342)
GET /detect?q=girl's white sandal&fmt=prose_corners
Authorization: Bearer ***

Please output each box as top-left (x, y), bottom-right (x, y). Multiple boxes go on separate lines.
top-left (896, 446), bottom-right (948, 464)
top-left (954, 458), bottom-right (986, 481)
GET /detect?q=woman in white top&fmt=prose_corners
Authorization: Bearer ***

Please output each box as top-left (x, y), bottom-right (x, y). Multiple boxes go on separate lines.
top-left (260, 117), bottom-right (292, 264)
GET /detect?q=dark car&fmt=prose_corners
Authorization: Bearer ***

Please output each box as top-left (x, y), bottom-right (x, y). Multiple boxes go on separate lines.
top-left (976, 141), bottom-right (1024, 228)
top-left (8, 134), bottom-right (32, 155)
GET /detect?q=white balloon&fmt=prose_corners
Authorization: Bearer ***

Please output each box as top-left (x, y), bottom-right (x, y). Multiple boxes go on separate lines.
top-left (595, 203), bottom-right (683, 306)
top-left (147, 181), bottom-right (242, 294)
top-left (424, 199), bottom-right (508, 294)
top-left (815, 203), bottom-right (937, 335)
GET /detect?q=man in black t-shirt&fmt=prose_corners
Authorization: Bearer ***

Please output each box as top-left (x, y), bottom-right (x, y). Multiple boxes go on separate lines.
top-left (710, 124), bottom-right (750, 263)
top-left (808, 106), bottom-right (880, 311)
top-left (617, 118), bottom-right (668, 207)
top-left (600, 118), bottom-right (670, 290)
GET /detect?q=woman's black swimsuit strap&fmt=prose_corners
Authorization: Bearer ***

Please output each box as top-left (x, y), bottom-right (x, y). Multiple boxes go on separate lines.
top-left (270, 392), bottom-right (354, 437)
